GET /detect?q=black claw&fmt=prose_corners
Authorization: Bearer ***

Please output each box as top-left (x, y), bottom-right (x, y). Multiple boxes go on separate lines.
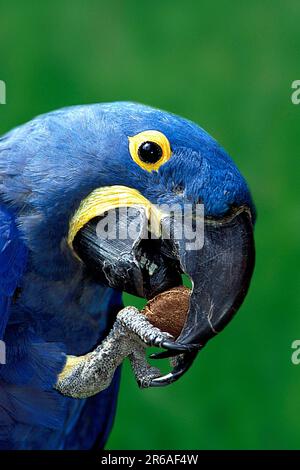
top-left (148, 372), bottom-right (176, 387)
top-left (149, 350), bottom-right (180, 360)
top-left (148, 351), bottom-right (198, 387)
top-left (160, 339), bottom-right (199, 353)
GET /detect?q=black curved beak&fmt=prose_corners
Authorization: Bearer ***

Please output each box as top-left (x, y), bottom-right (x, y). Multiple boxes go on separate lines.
top-left (148, 207), bottom-right (255, 386)
top-left (73, 205), bottom-right (255, 387)
top-left (178, 208), bottom-right (255, 345)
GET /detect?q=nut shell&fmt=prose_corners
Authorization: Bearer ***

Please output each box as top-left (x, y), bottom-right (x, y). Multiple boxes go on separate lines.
top-left (142, 286), bottom-right (191, 338)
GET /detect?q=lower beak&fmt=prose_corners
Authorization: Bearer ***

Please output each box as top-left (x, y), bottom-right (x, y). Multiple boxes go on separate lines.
top-left (72, 198), bottom-right (255, 386)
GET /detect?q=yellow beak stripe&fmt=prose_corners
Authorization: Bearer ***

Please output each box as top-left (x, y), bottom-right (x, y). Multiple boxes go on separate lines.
top-left (68, 185), bottom-right (165, 247)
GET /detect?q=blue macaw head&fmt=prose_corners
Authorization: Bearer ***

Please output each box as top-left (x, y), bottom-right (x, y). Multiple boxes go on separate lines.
top-left (0, 102), bottom-right (255, 385)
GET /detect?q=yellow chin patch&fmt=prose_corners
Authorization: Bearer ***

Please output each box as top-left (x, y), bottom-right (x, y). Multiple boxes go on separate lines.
top-left (68, 185), bottom-right (165, 248)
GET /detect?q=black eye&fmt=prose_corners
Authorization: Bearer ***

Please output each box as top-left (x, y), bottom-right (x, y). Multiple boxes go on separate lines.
top-left (138, 141), bottom-right (163, 164)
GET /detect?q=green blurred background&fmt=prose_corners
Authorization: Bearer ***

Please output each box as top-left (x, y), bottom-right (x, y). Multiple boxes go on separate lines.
top-left (1, 0), bottom-right (300, 450)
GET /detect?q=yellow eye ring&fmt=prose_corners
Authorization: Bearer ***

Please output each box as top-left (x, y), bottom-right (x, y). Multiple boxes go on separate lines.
top-left (128, 130), bottom-right (172, 172)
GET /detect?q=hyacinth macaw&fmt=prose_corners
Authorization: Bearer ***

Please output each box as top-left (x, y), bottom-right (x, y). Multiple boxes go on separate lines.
top-left (0, 102), bottom-right (255, 449)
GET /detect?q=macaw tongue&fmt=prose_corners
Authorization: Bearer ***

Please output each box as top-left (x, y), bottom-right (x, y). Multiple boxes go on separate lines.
top-left (141, 286), bottom-right (191, 338)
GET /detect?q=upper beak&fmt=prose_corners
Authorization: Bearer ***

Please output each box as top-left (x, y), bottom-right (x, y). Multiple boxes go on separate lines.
top-left (148, 207), bottom-right (255, 386)
top-left (177, 207), bottom-right (255, 345)
top-left (70, 187), bottom-right (255, 387)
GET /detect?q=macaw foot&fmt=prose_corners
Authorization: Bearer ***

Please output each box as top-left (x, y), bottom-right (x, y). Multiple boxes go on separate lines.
top-left (55, 307), bottom-right (173, 398)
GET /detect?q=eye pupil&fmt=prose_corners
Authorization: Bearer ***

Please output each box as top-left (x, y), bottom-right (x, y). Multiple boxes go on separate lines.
top-left (138, 141), bottom-right (163, 164)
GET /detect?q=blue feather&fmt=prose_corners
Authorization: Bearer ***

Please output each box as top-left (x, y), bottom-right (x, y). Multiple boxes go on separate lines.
top-left (0, 206), bottom-right (27, 339)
